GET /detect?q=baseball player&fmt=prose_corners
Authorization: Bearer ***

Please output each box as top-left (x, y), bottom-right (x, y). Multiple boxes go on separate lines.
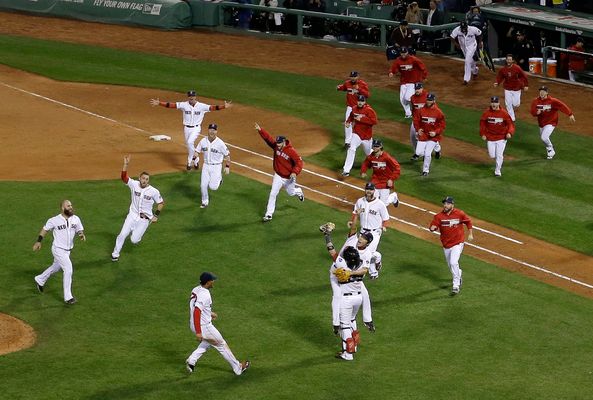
top-left (194, 123), bottom-right (230, 208)
top-left (336, 71), bottom-right (370, 147)
top-left (341, 95), bottom-right (377, 177)
top-left (530, 86), bottom-right (575, 160)
top-left (494, 54), bottom-right (529, 122)
top-left (329, 246), bottom-right (370, 361)
top-left (450, 21), bottom-right (482, 85)
top-left (186, 272), bottom-right (250, 375)
top-left (33, 200), bottom-right (85, 305)
top-left (388, 47), bottom-right (428, 118)
top-left (150, 90), bottom-right (232, 170)
top-left (322, 225), bottom-right (380, 333)
top-left (429, 196), bottom-right (473, 296)
top-left (111, 155), bottom-right (164, 261)
top-left (479, 96), bottom-right (515, 177)
top-left (348, 182), bottom-right (390, 257)
top-left (412, 93), bottom-right (446, 176)
top-left (254, 123), bottom-right (304, 222)
top-left (409, 82), bottom-right (441, 160)
top-left (360, 139), bottom-right (401, 207)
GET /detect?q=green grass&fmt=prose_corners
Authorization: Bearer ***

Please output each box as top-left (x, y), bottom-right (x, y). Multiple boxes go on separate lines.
top-left (1, 34), bottom-right (593, 254)
top-left (2, 174), bottom-right (593, 399)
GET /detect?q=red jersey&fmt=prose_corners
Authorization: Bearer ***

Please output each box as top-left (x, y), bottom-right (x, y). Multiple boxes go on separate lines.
top-left (347, 104), bottom-right (378, 140)
top-left (530, 96), bottom-right (573, 128)
top-left (479, 107), bottom-right (515, 141)
top-left (568, 45), bottom-right (586, 71)
top-left (337, 79), bottom-right (370, 107)
top-left (413, 104), bottom-right (445, 142)
top-left (258, 128), bottom-right (304, 179)
top-left (360, 151), bottom-right (401, 189)
top-left (389, 55), bottom-right (428, 85)
top-left (410, 91), bottom-right (428, 117)
top-left (430, 208), bottom-right (473, 249)
top-left (496, 63), bottom-right (528, 91)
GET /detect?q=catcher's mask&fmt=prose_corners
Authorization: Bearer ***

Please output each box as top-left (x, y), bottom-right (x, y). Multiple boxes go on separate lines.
top-left (342, 246), bottom-right (362, 270)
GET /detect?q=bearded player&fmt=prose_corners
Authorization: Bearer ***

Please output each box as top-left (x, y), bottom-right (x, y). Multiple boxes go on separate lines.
top-left (494, 54), bottom-right (529, 122)
top-left (479, 96), bottom-right (515, 177)
top-left (410, 82), bottom-right (441, 160)
top-left (341, 95), bottom-right (377, 177)
top-left (413, 93), bottom-right (446, 176)
top-left (336, 71), bottom-right (370, 148)
top-left (388, 47), bottom-right (428, 118)
top-left (360, 139), bottom-right (401, 207)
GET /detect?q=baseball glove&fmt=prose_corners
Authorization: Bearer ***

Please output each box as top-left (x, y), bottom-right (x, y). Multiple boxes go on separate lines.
top-left (334, 267), bottom-right (351, 283)
top-left (319, 222), bottom-right (336, 234)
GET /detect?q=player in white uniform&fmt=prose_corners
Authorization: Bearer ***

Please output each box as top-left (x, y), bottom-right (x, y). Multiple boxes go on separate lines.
top-left (348, 182), bottom-right (390, 255)
top-left (186, 272), bottom-right (250, 375)
top-left (330, 247), bottom-right (369, 361)
top-left (111, 155), bottom-right (164, 262)
top-left (150, 90), bottom-right (231, 170)
top-left (450, 21), bottom-right (482, 85)
top-left (33, 200), bottom-right (85, 305)
top-left (194, 123), bottom-right (231, 208)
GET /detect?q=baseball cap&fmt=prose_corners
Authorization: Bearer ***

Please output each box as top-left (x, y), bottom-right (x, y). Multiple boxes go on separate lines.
top-left (414, 82), bottom-right (424, 90)
top-left (426, 93), bottom-right (436, 101)
top-left (400, 46), bottom-right (409, 53)
top-left (357, 95), bottom-right (366, 102)
top-left (515, 30), bottom-right (523, 36)
top-left (442, 196), bottom-right (455, 204)
top-left (275, 135), bottom-right (286, 143)
top-left (539, 86), bottom-right (549, 92)
top-left (199, 271), bottom-right (217, 285)
top-left (576, 36), bottom-right (584, 43)
top-left (490, 96), bottom-right (499, 103)
top-left (372, 139), bottom-right (383, 148)
top-left (187, 90), bottom-right (197, 97)
top-left (349, 71), bottom-right (359, 77)
top-left (365, 182), bottom-right (376, 190)
top-left (360, 231), bottom-right (374, 244)
top-left (208, 123), bottom-right (218, 130)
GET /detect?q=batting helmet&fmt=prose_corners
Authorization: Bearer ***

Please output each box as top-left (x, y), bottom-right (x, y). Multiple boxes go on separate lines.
top-left (342, 246), bottom-right (362, 270)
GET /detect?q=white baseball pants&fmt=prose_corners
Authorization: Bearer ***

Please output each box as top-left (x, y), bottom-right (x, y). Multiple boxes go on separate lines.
top-left (400, 83), bottom-right (415, 117)
top-left (376, 189), bottom-right (392, 205)
top-left (462, 46), bottom-right (479, 82)
top-left (112, 213), bottom-right (151, 258)
top-left (504, 89), bottom-right (522, 121)
top-left (330, 274), bottom-right (372, 326)
top-left (487, 139), bottom-right (507, 176)
top-left (265, 173), bottom-right (303, 216)
top-left (344, 106), bottom-right (353, 144)
top-left (184, 126), bottom-right (201, 167)
top-left (200, 163), bottom-right (223, 205)
top-left (343, 134), bottom-right (372, 174)
top-left (410, 123), bottom-right (441, 153)
top-left (35, 246), bottom-right (74, 301)
top-left (415, 140), bottom-right (438, 173)
top-left (186, 323), bottom-right (244, 375)
top-left (339, 293), bottom-right (362, 360)
top-left (443, 242), bottom-right (464, 289)
top-left (539, 124), bottom-right (556, 153)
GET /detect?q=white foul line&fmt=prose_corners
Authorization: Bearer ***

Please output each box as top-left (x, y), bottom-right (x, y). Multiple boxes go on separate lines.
top-left (6, 82), bottom-right (591, 290)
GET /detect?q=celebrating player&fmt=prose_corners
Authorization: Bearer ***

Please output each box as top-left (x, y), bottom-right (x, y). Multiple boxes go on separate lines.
top-left (412, 93), bottom-right (446, 176)
top-left (348, 182), bottom-right (390, 257)
top-left (360, 139), bottom-right (401, 207)
top-left (341, 95), bottom-right (377, 177)
top-left (410, 82), bottom-right (442, 160)
top-left (388, 47), bottom-right (428, 118)
top-left (254, 123), bottom-right (304, 222)
top-left (33, 200), bottom-right (85, 305)
top-left (186, 272), bottom-right (251, 375)
top-left (479, 96), bottom-right (515, 177)
top-left (494, 54), bottom-right (529, 122)
top-left (429, 196), bottom-right (473, 296)
top-left (450, 21), bottom-right (482, 85)
top-left (150, 90), bottom-right (231, 170)
top-left (194, 123), bottom-right (231, 209)
top-left (336, 71), bottom-right (370, 148)
top-left (111, 155), bottom-right (164, 262)
top-left (530, 86), bottom-right (575, 160)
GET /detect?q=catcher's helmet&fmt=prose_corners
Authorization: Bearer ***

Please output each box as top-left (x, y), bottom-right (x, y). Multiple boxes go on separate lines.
top-left (342, 246), bottom-right (362, 270)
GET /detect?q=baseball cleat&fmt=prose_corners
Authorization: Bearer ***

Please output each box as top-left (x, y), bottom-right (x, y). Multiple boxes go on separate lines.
top-left (335, 351), bottom-right (353, 361)
top-left (65, 297), bottom-right (77, 305)
top-left (297, 192), bottom-right (305, 202)
top-left (450, 287), bottom-right (460, 296)
top-left (333, 325), bottom-right (340, 335)
top-left (422, 172), bottom-right (429, 176)
top-left (35, 280), bottom-right (44, 293)
top-left (463, 80), bottom-right (469, 85)
top-left (404, 114), bottom-right (413, 119)
top-left (186, 164), bottom-right (192, 171)
top-left (341, 171), bottom-right (350, 177)
top-left (240, 360), bottom-right (251, 373)
top-left (494, 172), bottom-right (501, 177)
top-left (194, 163), bottom-right (200, 170)
top-left (364, 321), bottom-right (376, 333)
top-left (186, 362), bottom-right (195, 373)
top-left (434, 151), bottom-right (441, 159)
top-left (343, 143), bottom-right (350, 149)
top-left (111, 256), bottom-right (119, 262)
top-left (546, 149), bottom-right (556, 159)
top-left (200, 203), bottom-right (208, 208)
top-left (410, 154), bottom-right (419, 161)
top-left (262, 215), bottom-right (273, 222)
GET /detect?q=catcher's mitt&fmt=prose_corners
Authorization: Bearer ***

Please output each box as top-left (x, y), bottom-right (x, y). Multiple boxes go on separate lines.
top-left (319, 222), bottom-right (336, 234)
top-left (334, 267), bottom-right (351, 283)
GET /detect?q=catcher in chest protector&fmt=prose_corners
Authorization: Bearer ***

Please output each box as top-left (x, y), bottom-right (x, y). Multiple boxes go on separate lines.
top-left (320, 222), bottom-right (378, 361)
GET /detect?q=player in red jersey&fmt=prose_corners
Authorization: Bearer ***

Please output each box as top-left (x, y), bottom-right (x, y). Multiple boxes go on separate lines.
top-left (342, 95), bottom-right (378, 177)
top-left (337, 71), bottom-right (370, 148)
top-left (494, 54), bottom-right (529, 122)
top-left (409, 82), bottom-right (441, 161)
top-left (388, 47), bottom-right (428, 119)
top-left (412, 93), bottom-right (446, 176)
top-left (479, 96), bottom-right (515, 177)
top-left (360, 139), bottom-right (401, 207)
top-left (429, 196), bottom-right (473, 296)
top-left (529, 86), bottom-right (575, 160)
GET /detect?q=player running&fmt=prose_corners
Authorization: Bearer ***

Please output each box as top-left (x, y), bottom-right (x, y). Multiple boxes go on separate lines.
top-left (336, 71), bottom-right (370, 148)
top-left (494, 54), bottom-right (529, 122)
top-left (360, 139), bottom-right (401, 207)
top-left (450, 21), bottom-right (482, 85)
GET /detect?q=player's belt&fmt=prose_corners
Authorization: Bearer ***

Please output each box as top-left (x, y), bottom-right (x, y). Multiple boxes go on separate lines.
top-left (204, 162), bottom-right (221, 165)
top-left (139, 213), bottom-right (152, 220)
top-left (343, 292), bottom-right (361, 296)
top-left (55, 247), bottom-right (72, 251)
top-left (185, 125), bottom-right (197, 128)
top-left (362, 228), bottom-right (381, 232)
